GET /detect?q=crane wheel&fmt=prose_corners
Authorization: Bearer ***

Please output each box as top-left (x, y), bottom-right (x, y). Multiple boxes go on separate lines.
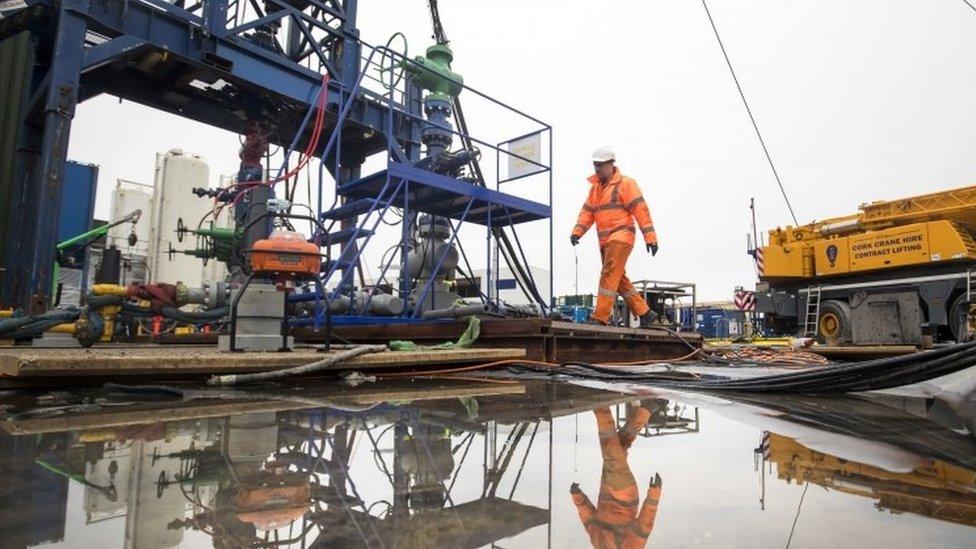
top-left (948, 293), bottom-right (971, 342)
top-left (818, 300), bottom-right (852, 344)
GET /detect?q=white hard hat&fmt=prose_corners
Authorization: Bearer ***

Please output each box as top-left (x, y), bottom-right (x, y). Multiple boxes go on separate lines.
top-left (591, 146), bottom-right (615, 163)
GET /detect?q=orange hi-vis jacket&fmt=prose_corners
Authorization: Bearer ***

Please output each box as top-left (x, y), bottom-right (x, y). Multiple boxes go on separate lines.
top-left (572, 168), bottom-right (657, 249)
top-left (572, 407), bottom-right (661, 549)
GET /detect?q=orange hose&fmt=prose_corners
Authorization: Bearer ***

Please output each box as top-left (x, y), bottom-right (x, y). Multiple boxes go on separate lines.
top-left (594, 348), bottom-right (703, 366)
top-left (224, 73), bottom-right (330, 208)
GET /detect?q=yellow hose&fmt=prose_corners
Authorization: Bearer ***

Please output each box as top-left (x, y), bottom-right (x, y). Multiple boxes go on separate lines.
top-left (91, 284), bottom-right (127, 296)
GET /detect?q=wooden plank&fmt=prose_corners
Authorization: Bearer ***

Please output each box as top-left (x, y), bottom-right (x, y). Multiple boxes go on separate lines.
top-left (551, 335), bottom-right (695, 363)
top-left (703, 344), bottom-right (919, 360)
top-left (0, 379), bottom-right (526, 435)
top-left (808, 345), bottom-right (918, 359)
top-left (295, 318), bottom-right (702, 343)
top-left (547, 320), bottom-right (702, 342)
top-left (0, 346), bottom-right (525, 377)
top-left (291, 318), bottom-right (701, 364)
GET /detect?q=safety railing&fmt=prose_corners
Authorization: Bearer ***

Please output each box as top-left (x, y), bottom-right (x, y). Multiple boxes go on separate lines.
top-left (267, 37), bottom-right (553, 324)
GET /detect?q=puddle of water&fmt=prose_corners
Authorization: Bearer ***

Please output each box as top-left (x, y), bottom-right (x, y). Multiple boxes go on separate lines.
top-left (0, 379), bottom-right (974, 548)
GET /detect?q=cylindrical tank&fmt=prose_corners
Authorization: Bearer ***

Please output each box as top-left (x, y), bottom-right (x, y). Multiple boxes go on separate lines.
top-left (108, 179), bottom-right (152, 254)
top-left (802, 248), bottom-right (815, 277)
top-left (147, 149), bottom-right (211, 285)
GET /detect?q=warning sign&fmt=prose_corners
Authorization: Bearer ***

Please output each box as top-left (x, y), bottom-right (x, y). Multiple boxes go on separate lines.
top-left (506, 131), bottom-right (543, 181)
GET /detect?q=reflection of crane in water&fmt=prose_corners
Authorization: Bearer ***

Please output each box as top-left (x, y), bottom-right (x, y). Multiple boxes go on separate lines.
top-left (758, 431), bottom-right (976, 528)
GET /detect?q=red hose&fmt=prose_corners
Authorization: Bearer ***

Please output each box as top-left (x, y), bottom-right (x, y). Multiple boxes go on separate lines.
top-left (225, 73), bottom-right (330, 207)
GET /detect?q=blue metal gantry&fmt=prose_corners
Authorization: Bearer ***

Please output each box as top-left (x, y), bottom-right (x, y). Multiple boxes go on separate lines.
top-left (0, 0), bottom-right (552, 324)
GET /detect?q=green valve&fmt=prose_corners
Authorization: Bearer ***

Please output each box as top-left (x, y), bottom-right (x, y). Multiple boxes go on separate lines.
top-left (402, 44), bottom-right (463, 103)
top-left (177, 225), bottom-right (241, 265)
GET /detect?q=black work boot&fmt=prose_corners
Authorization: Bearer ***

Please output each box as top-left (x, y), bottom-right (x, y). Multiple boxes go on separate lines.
top-left (639, 310), bottom-right (659, 328)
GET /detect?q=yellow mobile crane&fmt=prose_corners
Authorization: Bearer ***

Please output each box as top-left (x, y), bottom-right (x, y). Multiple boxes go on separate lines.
top-left (754, 185), bottom-right (976, 345)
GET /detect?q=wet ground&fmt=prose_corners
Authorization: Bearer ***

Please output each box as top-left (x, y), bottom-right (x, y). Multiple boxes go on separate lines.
top-left (0, 377), bottom-right (974, 548)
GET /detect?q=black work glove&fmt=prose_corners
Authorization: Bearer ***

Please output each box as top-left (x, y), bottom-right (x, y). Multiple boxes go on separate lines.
top-left (650, 473), bottom-right (662, 488)
top-left (570, 482), bottom-right (581, 494)
top-left (570, 235), bottom-right (580, 246)
top-left (647, 243), bottom-right (658, 256)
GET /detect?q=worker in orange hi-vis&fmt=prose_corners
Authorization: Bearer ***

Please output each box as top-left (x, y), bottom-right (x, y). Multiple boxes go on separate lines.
top-left (571, 405), bottom-right (663, 549)
top-left (571, 147), bottom-right (659, 326)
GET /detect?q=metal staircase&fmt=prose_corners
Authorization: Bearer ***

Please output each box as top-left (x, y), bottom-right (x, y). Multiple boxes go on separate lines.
top-left (288, 43), bottom-right (551, 324)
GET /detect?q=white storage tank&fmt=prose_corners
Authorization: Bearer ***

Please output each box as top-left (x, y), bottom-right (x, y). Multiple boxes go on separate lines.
top-left (107, 179), bottom-right (152, 255)
top-left (147, 149), bottom-right (211, 286)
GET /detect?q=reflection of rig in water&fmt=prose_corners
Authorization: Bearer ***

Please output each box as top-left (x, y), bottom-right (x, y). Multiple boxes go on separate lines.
top-left (616, 399), bottom-right (700, 438)
top-left (0, 380), bottom-right (637, 548)
top-left (759, 431), bottom-right (976, 528)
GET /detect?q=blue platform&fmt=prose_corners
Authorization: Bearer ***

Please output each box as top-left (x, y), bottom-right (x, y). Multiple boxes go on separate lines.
top-left (338, 162), bottom-right (550, 226)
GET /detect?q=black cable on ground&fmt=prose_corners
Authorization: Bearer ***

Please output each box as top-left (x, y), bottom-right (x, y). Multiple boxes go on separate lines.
top-left (701, 0), bottom-right (799, 226)
top-left (497, 341), bottom-right (976, 394)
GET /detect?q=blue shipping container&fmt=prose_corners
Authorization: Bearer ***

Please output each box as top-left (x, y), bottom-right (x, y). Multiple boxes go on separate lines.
top-left (58, 161), bottom-right (98, 264)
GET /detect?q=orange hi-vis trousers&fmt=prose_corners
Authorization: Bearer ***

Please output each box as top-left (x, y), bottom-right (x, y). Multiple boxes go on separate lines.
top-left (572, 406), bottom-right (662, 548)
top-left (593, 241), bottom-right (650, 324)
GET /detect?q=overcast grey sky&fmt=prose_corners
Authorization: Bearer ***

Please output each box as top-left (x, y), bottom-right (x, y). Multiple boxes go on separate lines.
top-left (67, 1), bottom-right (976, 301)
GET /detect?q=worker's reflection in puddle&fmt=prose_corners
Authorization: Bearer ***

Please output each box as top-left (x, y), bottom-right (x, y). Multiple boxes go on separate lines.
top-left (571, 403), bottom-right (662, 548)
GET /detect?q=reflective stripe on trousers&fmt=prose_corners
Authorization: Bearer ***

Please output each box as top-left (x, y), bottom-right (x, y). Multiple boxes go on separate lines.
top-left (592, 241), bottom-right (650, 323)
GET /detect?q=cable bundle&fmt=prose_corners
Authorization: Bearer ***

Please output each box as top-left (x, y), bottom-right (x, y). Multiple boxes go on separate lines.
top-left (504, 342), bottom-right (976, 394)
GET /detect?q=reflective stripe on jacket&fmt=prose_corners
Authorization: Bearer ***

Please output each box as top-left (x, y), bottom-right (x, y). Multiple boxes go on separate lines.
top-left (572, 168), bottom-right (657, 248)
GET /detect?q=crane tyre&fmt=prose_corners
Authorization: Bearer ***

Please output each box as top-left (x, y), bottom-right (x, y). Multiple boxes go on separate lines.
top-left (818, 300), bottom-right (852, 344)
top-left (948, 293), bottom-right (971, 342)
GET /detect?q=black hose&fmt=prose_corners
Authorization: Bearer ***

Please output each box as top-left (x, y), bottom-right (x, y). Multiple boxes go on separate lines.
top-left (0, 308), bottom-right (80, 338)
top-left (88, 295), bottom-right (124, 308)
top-left (122, 302), bottom-right (229, 322)
top-left (499, 341), bottom-right (976, 395)
top-left (74, 308), bottom-right (105, 348)
top-left (160, 306), bottom-right (230, 322)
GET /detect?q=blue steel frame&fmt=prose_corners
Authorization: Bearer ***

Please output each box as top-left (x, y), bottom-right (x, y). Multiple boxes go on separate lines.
top-left (0, 0), bottom-right (552, 326)
top-left (289, 42), bottom-right (553, 326)
top-left (1, 0), bottom-right (391, 309)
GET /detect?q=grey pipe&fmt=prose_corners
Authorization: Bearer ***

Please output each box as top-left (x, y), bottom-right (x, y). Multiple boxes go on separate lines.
top-left (326, 291), bottom-right (405, 316)
top-left (421, 303), bottom-right (493, 320)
